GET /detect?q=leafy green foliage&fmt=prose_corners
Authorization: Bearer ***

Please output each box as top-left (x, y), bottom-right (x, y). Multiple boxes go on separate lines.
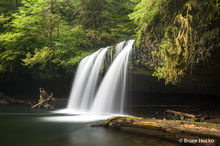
top-left (0, 0), bottom-right (136, 80)
top-left (129, 0), bottom-right (161, 26)
top-left (129, 0), bottom-right (163, 46)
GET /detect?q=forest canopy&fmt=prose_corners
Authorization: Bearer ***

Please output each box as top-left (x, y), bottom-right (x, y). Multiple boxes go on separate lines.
top-left (0, 0), bottom-right (136, 80)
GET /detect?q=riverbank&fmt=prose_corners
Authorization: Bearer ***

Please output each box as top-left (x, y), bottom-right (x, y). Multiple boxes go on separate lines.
top-left (0, 92), bottom-right (67, 109)
top-left (92, 116), bottom-right (220, 145)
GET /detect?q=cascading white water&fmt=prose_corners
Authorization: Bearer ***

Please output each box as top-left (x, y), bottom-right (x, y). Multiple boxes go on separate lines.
top-left (115, 41), bottom-right (126, 56)
top-left (66, 40), bottom-right (134, 114)
top-left (67, 48), bottom-right (107, 110)
top-left (79, 47), bottom-right (108, 111)
top-left (91, 40), bottom-right (134, 114)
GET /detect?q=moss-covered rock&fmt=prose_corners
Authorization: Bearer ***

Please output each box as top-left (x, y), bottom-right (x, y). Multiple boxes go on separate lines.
top-left (136, 0), bottom-right (220, 84)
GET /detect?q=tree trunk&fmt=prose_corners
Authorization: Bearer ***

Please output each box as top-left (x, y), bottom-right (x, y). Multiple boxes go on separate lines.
top-left (48, 0), bottom-right (54, 43)
top-left (57, 5), bottom-right (60, 38)
top-left (49, 16), bottom-right (52, 42)
top-left (15, 0), bottom-right (18, 7)
top-left (92, 116), bottom-right (220, 138)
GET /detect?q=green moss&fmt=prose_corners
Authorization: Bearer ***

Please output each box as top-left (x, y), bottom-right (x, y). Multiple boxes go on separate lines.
top-left (109, 122), bottom-right (113, 127)
top-left (137, 0), bottom-right (220, 84)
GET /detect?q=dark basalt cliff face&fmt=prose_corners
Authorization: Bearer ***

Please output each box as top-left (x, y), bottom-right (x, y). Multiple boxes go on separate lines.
top-left (131, 0), bottom-right (220, 102)
top-left (128, 70), bottom-right (220, 106)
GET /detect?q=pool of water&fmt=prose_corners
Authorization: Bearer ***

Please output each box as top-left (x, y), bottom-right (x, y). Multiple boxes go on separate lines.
top-left (0, 106), bottom-right (181, 146)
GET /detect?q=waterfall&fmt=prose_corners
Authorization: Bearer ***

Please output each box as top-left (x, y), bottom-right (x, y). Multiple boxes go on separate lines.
top-left (67, 48), bottom-right (107, 110)
top-left (67, 40), bottom-right (134, 114)
top-left (91, 40), bottom-right (134, 114)
top-left (79, 47), bottom-right (108, 111)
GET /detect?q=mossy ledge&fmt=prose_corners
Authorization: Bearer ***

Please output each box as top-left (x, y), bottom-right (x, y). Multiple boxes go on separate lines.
top-left (136, 0), bottom-right (220, 84)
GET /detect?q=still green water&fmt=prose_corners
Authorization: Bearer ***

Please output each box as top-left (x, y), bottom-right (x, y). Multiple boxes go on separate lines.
top-left (0, 106), bottom-right (180, 146)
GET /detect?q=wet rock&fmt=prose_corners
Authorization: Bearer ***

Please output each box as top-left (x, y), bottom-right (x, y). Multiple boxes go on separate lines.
top-left (0, 92), bottom-right (10, 104)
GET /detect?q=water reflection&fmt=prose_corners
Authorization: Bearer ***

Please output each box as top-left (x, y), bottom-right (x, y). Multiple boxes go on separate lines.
top-left (68, 125), bottom-right (180, 146)
top-left (0, 107), bottom-right (181, 146)
top-left (40, 115), bottom-right (111, 122)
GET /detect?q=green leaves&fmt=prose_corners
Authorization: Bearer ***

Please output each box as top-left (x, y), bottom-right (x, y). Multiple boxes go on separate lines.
top-left (0, 0), bottom-right (137, 79)
top-left (0, 32), bottom-right (24, 46)
top-left (129, 0), bottom-right (162, 26)
top-left (22, 47), bottom-right (53, 68)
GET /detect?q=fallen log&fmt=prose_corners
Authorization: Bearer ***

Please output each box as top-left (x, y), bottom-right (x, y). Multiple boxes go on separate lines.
top-left (165, 109), bottom-right (199, 119)
top-left (92, 116), bottom-right (220, 138)
top-left (165, 109), bottom-right (212, 122)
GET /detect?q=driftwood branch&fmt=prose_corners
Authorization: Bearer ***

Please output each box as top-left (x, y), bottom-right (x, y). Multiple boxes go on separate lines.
top-left (31, 88), bottom-right (55, 109)
top-left (31, 100), bottom-right (47, 109)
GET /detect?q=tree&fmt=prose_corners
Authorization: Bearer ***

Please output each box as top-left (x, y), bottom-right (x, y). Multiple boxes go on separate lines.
top-left (0, 0), bottom-right (137, 80)
top-left (76, 0), bottom-right (111, 29)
